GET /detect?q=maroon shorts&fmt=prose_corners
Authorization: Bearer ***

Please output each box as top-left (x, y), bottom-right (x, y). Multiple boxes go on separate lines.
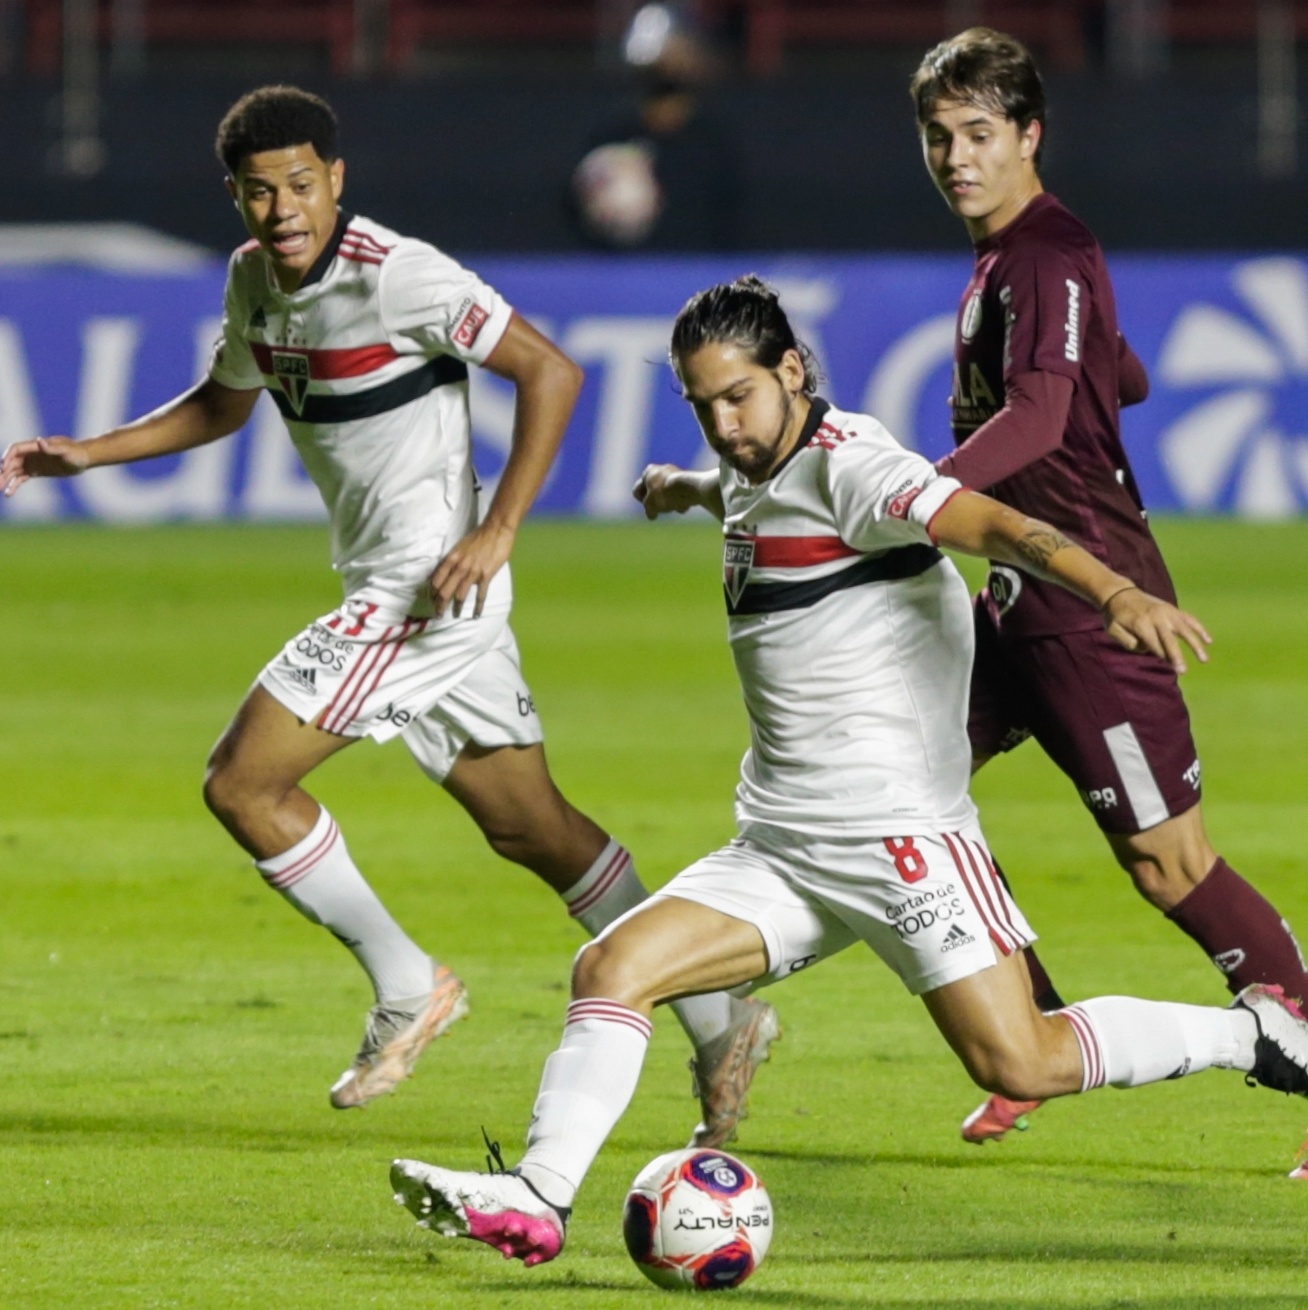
top-left (967, 598), bottom-right (1203, 835)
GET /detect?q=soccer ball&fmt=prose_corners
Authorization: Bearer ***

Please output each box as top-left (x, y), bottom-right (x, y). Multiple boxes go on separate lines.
top-left (622, 1148), bottom-right (773, 1291)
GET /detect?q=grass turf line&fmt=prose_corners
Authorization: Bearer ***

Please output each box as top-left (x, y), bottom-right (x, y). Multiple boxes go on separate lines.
top-left (0, 518), bottom-right (1305, 1308)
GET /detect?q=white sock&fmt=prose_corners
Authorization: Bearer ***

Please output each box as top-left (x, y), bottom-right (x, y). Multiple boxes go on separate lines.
top-left (1062, 997), bottom-right (1257, 1090)
top-left (256, 806), bottom-right (433, 1004)
top-left (516, 998), bottom-right (652, 1207)
top-left (560, 839), bottom-right (735, 1049)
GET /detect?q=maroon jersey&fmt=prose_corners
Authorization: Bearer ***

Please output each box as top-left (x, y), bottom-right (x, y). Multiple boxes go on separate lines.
top-left (950, 192), bottom-right (1175, 637)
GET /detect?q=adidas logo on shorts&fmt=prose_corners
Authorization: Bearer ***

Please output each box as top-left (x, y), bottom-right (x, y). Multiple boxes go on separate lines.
top-left (940, 923), bottom-right (975, 954)
top-left (289, 666), bottom-right (318, 694)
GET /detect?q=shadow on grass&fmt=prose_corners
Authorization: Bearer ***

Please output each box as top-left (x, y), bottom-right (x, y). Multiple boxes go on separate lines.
top-left (744, 1145), bottom-right (1293, 1181)
top-left (470, 1284), bottom-right (1305, 1310)
top-left (0, 1111), bottom-right (358, 1152)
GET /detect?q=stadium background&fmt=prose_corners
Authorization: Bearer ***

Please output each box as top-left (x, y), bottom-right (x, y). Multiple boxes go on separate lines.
top-left (3, 4), bottom-right (1307, 1307)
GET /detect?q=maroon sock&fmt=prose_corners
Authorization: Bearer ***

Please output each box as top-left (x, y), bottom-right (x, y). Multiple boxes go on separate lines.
top-left (1166, 858), bottom-right (1308, 1004)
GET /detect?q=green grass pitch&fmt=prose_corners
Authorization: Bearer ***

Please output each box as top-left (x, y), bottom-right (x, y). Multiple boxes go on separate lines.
top-left (1, 517), bottom-right (1305, 1308)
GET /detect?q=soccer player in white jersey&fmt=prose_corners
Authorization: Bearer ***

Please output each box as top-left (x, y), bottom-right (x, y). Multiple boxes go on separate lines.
top-left (0, 87), bottom-right (777, 1137)
top-left (387, 276), bottom-right (1308, 1268)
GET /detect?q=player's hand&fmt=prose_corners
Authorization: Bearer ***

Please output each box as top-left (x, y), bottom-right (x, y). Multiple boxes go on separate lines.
top-left (1102, 587), bottom-right (1212, 675)
top-left (428, 519), bottom-right (515, 619)
top-left (0, 437), bottom-right (89, 496)
top-left (633, 463), bottom-right (698, 519)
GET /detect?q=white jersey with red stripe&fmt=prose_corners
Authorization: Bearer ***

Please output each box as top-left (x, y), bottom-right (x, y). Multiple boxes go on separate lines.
top-left (718, 397), bottom-right (975, 839)
top-left (209, 211), bottom-right (513, 613)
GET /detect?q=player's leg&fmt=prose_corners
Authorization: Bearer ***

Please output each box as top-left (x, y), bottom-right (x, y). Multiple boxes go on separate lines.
top-left (965, 598), bottom-right (1064, 1003)
top-left (203, 683), bottom-right (351, 857)
top-left (923, 947), bottom-right (1308, 1105)
top-left (204, 684), bottom-right (461, 1107)
top-left (1107, 802), bottom-right (1308, 1002)
top-left (207, 590), bottom-right (505, 1107)
top-left (1021, 627), bottom-right (1308, 1001)
top-left (409, 634), bottom-right (780, 1143)
top-left (959, 597), bottom-right (1065, 1140)
top-left (391, 840), bottom-right (847, 1264)
top-left (390, 894), bottom-right (770, 1265)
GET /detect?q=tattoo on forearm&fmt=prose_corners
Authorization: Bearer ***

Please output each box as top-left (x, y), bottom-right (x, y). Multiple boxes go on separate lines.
top-left (1015, 526), bottom-right (1073, 574)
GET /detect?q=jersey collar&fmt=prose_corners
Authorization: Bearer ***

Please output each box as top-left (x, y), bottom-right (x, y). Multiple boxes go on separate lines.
top-left (295, 209), bottom-right (353, 290)
top-left (973, 192), bottom-right (1056, 255)
top-left (767, 395), bottom-right (829, 480)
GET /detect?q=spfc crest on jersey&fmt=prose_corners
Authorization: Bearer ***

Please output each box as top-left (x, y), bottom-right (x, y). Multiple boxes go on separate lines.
top-left (723, 533), bottom-right (755, 607)
top-left (271, 349), bottom-right (311, 415)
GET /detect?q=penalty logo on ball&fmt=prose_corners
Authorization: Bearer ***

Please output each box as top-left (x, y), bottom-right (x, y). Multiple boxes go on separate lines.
top-left (623, 1147), bottom-right (773, 1291)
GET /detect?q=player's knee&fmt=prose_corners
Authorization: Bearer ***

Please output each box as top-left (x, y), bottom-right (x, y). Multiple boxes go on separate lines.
top-left (1115, 849), bottom-right (1198, 911)
top-left (201, 756), bottom-right (240, 823)
top-left (573, 937), bottom-right (618, 998)
top-left (572, 936), bottom-right (651, 1009)
top-left (479, 820), bottom-right (532, 867)
top-left (201, 752), bottom-right (265, 828)
top-left (477, 799), bottom-right (592, 881)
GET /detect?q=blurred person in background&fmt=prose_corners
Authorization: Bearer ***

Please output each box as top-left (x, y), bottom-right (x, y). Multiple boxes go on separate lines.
top-left (912, 28), bottom-right (1308, 1168)
top-left (570, 2), bottom-right (740, 250)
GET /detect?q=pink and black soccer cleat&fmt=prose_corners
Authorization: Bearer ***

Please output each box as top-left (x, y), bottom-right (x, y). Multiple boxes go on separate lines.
top-left (1232, 984), bottom-right (1308, 1097)
top-left (390, 1158), bottom-right (569, 1267)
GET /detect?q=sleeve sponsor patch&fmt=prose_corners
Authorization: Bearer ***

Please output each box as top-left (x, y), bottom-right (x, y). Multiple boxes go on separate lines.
top-left (887, 481), bottom-right (924, 520)
top-left (452, 301), bottom-right (490, 349)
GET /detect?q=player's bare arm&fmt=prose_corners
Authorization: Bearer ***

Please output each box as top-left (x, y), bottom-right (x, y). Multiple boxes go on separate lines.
top-left (427, 312), bottom-right (583, 618)
top-left (632, 463), bottom-right (724, 521)
top-left (931, 489), bottom-right (1212, 674)
top-left (0, 378), bottom-right (259, 498)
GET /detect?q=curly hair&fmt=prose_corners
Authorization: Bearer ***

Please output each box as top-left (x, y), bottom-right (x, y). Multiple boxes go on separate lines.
top-left (215, 85), bottom-right (338, 174)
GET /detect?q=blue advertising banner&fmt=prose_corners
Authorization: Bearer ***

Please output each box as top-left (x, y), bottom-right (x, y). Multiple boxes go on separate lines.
top-left (1, 253), bottom-right (1304, 522)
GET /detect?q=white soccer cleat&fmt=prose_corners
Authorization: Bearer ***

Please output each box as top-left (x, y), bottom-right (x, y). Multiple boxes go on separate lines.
top-left (390, 1158), bottom-right (568, 1266)
top-left (1232, 983), bottom-right (1308, 1097)
top-left (688, 997), bottom-right (781, 1148)
top-left (330, 963), bottom-right (469, 1109)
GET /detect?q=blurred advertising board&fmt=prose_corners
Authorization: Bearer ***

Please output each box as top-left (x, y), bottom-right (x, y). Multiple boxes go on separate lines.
top-left (1, 253), bottom-right (1304, 523)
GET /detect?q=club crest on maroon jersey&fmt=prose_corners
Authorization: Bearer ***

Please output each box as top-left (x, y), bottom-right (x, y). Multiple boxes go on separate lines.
top-left (272, 350), bottom-right (311, 415)
top-left (723, 533), bottom-right (755, 607)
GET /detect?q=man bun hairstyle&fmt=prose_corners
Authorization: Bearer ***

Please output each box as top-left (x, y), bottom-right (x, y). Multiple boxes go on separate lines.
top-left (670, 274), bottom-right (820, 394)
top-left (911, 28), bottom-right (1047, 165)
top-left (215, 85), bottom-right (338, 175)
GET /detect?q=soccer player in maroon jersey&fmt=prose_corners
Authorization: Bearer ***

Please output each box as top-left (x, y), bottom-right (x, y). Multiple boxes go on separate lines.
top-left (911, 28), bottom-right (1308, 1163)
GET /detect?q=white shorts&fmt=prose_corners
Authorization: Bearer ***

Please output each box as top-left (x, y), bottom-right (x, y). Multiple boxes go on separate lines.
top-left (258, 588), bottom-right (543, 781)
top-left (651, 821), bottom-right (1036, 996)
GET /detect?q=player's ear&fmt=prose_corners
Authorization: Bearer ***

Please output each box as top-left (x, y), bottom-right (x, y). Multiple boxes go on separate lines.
top-left (225, 175), bottom-right (238, 207)
top-left (1019, 117), bottom-right (1042, 163)
top-left (778, 348), bottom-right (806, 397)
top-left (329, 157), bottom-right (345, 201)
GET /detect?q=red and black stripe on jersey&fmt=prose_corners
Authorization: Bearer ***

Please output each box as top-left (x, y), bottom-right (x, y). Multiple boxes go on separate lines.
top-left (723, 395), bottom-right (942, 614)
top-left (246, 209), bottom-right (467, 423)
top-left (725, 541), bottom-right (941, 616)
top-left (257, 350), bottom-right (468, 423)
